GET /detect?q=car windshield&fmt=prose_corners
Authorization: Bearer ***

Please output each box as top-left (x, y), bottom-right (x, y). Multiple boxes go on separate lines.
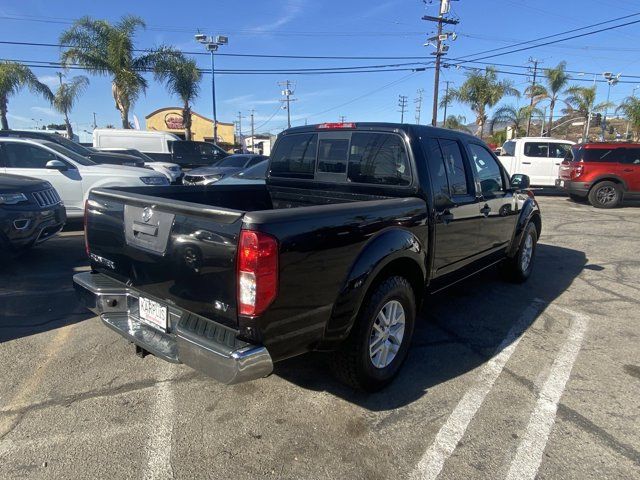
top-left (217, 155), bottom-right (251, 168)
top-left (233, 160), bottom-right (268, 179)
top-left (43, 142), bottom-right (96, 166)
top-left (45, 134), bottom-right (92, 156)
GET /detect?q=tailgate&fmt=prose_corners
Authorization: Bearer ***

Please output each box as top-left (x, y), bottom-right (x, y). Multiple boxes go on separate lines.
top-left (85, 188), bottom-right (244, 327)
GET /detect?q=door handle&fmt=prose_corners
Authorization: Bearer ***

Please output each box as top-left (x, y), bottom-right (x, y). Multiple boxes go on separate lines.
top-left (623, 168), bottom-right (634, 172)
top-left (480, 204), bottom-right (491, 216)
top-left (522, 161), bottom-right (532, 165)
top-left (437, 210), bottom-right (454, 224)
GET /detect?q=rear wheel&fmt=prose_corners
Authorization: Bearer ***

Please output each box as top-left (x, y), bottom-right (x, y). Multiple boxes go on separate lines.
top-left (331, 276), bottom-right (415, 391)
top-left (588, 181), bottom-right (622, 208)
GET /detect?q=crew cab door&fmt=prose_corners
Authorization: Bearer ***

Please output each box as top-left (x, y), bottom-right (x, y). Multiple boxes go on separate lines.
top-left (426, 137), bottom-right (483, 277)
top-left (467, 142), bottom-right (518, 256)
top-left (519, 141), bottom-right (555, 186)
top-left (1, 142), bottom-right (84, 211)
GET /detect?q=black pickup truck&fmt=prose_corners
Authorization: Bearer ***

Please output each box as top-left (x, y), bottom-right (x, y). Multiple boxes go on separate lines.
top-left (74, 123), bottom-right (541, 391)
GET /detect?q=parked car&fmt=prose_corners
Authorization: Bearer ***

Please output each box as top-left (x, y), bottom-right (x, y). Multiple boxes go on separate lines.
top-left (215, 159), bottom-right (269, 185)
top-left (557, 142), bottom-right (640, 208)
top-left (95, 147), bottom-right (182, 184)
top-left (0, 130), bottom-right (145, 168)
top-left (0, 138), bottom-right (168, 218)
top-left (74, 122), bottom-right (540, 391)
top-left (0, 173), bottom-right (66, 253)
top-left (182, 154), bottom-right (269, 185)
top-left (92, 129), bottom-right (228, 168)
top-left (498, 137), bottom-right (574, 186)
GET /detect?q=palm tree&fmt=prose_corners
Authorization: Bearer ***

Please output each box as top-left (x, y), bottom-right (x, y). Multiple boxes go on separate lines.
top-left (443, 115), bottom-right (470, 132)
top-left (444, 67), bottom-right (520, 138)
top-left (60, 15), bottom-right (173, 129)
top-left (490, 105), bottom-right (543, 138)
top-left (616, 96), bottom-right (640, 140)
top-left (154, 54), bottom-right (202, 140)
top-left (527, 61), bottom-right (571, 135)
top-left (52, 74), bottom-right (89, 139)
top-left (564, 85), bottom-right (610, 142)
top-left (0, 61), bottom-right (53, 130)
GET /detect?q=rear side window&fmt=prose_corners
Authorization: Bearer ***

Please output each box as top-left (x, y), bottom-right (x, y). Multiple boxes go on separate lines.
top-left (348, 133), bottom-right (411, 186)
top-left (524, 142), bottom-right (549, 157)
top-left (502, 141), bottom-right (516, 156)
top-left (624, 148), bottom-right (640, 165)
top-left (269, 133), bottom-right (318, 179)
top-left (549, 143), bottom-right (572, 158)
top-left (583, 148), bottom-right (626, 163)
top-left (438, 139), bottom-right (469, 195)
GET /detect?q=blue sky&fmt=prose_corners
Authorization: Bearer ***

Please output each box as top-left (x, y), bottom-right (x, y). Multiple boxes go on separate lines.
top-left (2, 0), bottom-right (640, 138)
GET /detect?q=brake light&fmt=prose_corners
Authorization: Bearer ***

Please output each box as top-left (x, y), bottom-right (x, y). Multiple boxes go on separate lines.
top-left (572, 164), bottom-right (584, 179)
top-left (317, 122), bottom-right (356, 129)
top-left (237, 230), bottom-right (278, 316)
top-left (83, 199), bottom-right (90, 256)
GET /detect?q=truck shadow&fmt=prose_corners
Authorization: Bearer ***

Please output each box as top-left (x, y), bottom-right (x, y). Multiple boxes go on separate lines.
top-left (273, 243), bottom-right (587, 411)
top-left (0, 234), bottom-right (92, 343)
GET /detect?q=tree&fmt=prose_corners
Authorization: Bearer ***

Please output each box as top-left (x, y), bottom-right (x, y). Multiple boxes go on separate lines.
top-left (616, 96), bottom-right (640, 140)
top-left (527, 61), bottom-right (571, 135)
top-left (490, 105), bottom-right (543, 137)
top-left (443, 67), bottom-right (520, 138)
top-left (443, 115), bottom-right (470, 132)
top-left (564, 85), bottom-right (610, 142)
top-left (52, 74), bottom-right (89, 139)
top-left (0, 61), bottom-right (53, 130)
top-left (60, 15), bottom-right (172, 129)
top-left (154, 54), bottom-right (202, 140)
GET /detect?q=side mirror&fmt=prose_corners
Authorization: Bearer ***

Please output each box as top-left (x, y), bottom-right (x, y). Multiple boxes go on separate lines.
top-left (510, 173), bottom-right (530, 190)
top-left (45, 159), bottom-right (68, 171)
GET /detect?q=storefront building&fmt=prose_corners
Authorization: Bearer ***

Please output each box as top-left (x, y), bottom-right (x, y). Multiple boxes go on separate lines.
top-left (145, 107), bottom-right (235, 148)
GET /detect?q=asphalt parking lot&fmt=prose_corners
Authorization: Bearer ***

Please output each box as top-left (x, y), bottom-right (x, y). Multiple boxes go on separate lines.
top-left (1, 195), bottom-right (639, 480)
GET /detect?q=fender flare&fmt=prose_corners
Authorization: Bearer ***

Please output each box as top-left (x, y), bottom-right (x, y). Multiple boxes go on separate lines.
top-left (319, 227), bottom-right (426, 348)
top-left (589, 174), bottom-right (628, 191)
top-left (507, 197), bottom-right (541, 258)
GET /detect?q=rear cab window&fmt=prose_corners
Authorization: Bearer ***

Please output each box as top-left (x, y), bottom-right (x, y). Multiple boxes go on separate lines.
top-left (269, 130), bottom-right (412, 186)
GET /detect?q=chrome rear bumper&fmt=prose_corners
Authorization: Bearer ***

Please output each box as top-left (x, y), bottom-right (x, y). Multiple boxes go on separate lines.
top-left (73, 271), bottom-right (273, 384)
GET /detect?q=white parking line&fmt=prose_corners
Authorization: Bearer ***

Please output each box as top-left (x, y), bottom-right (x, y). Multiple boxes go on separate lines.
top-left (505, 307), bottom-right (589, 480)
top-left (144, 364), bottom-right (176, 480)
top-left (410, 300), bottom-right (544, 480)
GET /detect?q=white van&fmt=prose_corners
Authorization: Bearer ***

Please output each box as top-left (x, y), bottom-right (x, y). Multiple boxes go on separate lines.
top-left (93, 129), bottom-right (180, 154)
top-left (497, 137), bottom-right (574, 187)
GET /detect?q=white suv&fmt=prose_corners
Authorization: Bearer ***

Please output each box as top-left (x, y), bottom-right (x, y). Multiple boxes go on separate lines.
top-left (0, 138), bottom-right (168, 218)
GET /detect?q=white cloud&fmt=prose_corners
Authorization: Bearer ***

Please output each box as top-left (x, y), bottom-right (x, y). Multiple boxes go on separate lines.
top-left (7, 113), bottom-right (32, 123)
top-left (251, 0), bottom-right (306, 32)
top-left (38, 75), bottom-right (60, 89)
top-left (31, 106), bottom-right (60, 118)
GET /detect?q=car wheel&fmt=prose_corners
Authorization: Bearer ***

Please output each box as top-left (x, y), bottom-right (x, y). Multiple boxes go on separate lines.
top-left (331, 276), bottom-right (416, 392)
top-left (502, 222), bottom-right (538, 283)
top-left (588, 181), bottom-right (622, 208)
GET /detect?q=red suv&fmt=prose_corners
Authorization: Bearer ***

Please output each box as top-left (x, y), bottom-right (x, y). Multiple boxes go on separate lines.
top-left (557, 142), bottom-right (640, 208)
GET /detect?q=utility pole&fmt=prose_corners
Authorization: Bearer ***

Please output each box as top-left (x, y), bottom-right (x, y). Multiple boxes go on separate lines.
top-left (442, 81), bottom-right (452, 125)
top-left (398, 95), bottom-right (408, 123)
top-left (625, 85), bottom-right (639, 140)
top-left (423, 0), bottom-right (459, 127)
top-left (278, 80), bottom-right (296, 128)
top-left (250, 109), bottom-right (255, 153)
top-left (525, 58), bottom-right (539, 137)
top-left (339, 115), bottom-right (346, 123)
top-left (92, 112), bottom-right (97, 130)
top-left (601, 72), bottom-right (621, 141)
top-left (235, 111), bottom-right (245, 149)
top-left (414, 88), bottom-right (424, 124)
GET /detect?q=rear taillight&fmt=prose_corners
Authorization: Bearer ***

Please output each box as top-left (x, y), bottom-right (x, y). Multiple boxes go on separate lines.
top-left (83, 199), bottom-right (90, 256)
top-left (237, 230), bottom-right (278, 316)
top-left (572, 163), bottom-right (584, 179)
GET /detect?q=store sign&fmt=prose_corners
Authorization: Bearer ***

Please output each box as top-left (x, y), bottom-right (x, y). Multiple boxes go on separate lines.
top-left (164, 113), bottom-right (184, 130)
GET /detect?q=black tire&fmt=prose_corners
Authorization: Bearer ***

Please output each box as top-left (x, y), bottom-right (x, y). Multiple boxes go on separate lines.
top-left (588, 181), bottom-right (622, 208)
top-left (502, 222), bottom-right (537, 283)
top-left (331, 276), bottom-right (416, 392)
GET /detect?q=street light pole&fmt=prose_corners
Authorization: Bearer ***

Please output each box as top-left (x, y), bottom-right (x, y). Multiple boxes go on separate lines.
top-left (601, 72), bottom-right (620, 141)
top-left (582, 73), bottom-right (597, 143)
top-left (195, 33), bottom-right (228, 143)
top-left (625, 85), bottom-right (639, 140)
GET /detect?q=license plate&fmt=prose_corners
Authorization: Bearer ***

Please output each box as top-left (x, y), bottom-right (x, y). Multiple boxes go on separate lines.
top-left (138, 297), bottom-right (168, 330)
